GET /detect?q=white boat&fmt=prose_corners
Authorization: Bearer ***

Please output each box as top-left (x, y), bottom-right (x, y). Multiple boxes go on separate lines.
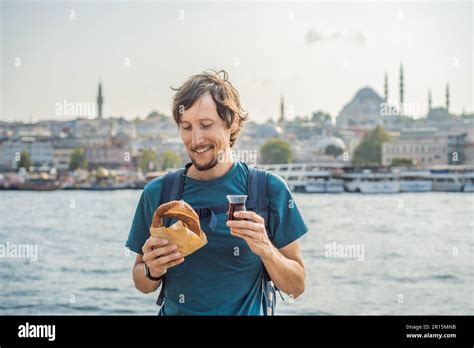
top-left (325, 180), bottom-right (345, 193)
top-left (259, 162), bottom-right (471, 194)
top-left (429, 172), bottom-right (463, 192)
top-left (399, 171), bottom-right (432, 192)
top-left (302, 170), bottom-right (344, 193)
top-left (304, 179), bottom-right (345, 193)
top-left (343, 172), bottom-right (400, 193)
top-left (261, 164), bottom-right (344, 193)
top-left (462, 172), bottom-right (474, 192)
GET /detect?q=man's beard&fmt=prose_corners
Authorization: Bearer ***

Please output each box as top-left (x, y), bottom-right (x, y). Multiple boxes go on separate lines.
top-left (191, 148), bottom-right (226, 171)
top-left (192, 155), bottom-right (219, 171)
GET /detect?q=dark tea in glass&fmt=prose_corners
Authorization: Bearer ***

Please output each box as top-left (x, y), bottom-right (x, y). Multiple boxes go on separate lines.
top-left (226, 195), bottom-right (247, 221)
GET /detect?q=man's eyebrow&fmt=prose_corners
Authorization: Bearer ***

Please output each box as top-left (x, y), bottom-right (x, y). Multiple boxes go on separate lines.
top-left (180, 118), bottom-right (215, 123)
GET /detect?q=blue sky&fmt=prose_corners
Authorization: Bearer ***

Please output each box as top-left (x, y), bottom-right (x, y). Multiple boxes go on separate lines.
top-left (1, 0), bottom-right (472, 123)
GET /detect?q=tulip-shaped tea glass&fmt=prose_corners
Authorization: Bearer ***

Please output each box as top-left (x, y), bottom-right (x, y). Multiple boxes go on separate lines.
top-left (226, 195), bottom-right (247, 221)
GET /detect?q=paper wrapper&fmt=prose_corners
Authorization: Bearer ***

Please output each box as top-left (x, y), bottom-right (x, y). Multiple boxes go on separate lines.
top-left (149, 220), bottom-right (207, 257)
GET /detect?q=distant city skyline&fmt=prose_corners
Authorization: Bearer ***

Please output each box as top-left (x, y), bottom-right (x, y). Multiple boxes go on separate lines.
top-left (1, 0), bottom-right (472, 123)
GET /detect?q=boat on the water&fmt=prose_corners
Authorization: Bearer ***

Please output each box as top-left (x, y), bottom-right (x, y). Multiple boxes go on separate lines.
top-left (428, 170), bottom-right (464, 192)
top-left (462, 172), bottom-right (474, 192)
top-left (2, 172), bottom-right (60, 191)
top-left (399, 171), bottom-right (432, 192)
top-left (343, 172), bottom-right (400, 194)
top-left (300, 171), bottom-right (344, 193)
top-left (260, 164), bottom-right (470, 194)
top-left (259, 164), bottom-right (344, 193)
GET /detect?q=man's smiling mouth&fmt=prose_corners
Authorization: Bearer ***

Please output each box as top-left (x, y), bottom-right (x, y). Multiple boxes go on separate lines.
top-left (193, 145), bottom-right (213, 154)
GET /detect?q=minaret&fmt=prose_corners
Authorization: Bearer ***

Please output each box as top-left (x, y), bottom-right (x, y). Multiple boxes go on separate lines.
top-left (428, 89), bottom-right (432, 112)
top-left (384, 73), bottom-right (388, 102)
top-left (446, 83), bottom-right (450, 112)
top-left (279, 94), bottom-right (285, 122)
top-left (97, 82), bottom-right (104, 119)
top-left (399, 63), bottom-right (404, 116)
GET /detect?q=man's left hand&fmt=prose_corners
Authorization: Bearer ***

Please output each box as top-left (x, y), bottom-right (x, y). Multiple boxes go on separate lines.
top-left (226, 211), bottom-right (272, 258)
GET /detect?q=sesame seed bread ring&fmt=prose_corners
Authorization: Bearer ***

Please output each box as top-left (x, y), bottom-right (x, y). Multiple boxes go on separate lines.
top-left (152, 200), bottom-right (203, 237)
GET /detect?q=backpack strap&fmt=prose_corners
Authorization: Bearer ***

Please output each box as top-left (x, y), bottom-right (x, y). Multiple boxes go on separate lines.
top-left (156, 163), bottom-right (191, 307)
top-left (161, 165), bottom-right (188, 228)
top-left (247, 166), bottom-right (280, 315)
top-left (247, 167), bottom-right (271, 238)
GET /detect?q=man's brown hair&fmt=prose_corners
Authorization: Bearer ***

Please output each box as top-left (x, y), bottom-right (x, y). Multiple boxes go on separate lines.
top-left (172, 70), bottom-right (248, 147)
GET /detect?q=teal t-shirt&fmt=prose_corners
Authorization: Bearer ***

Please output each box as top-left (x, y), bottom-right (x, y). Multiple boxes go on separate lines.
top-left (125, 160), bottom-right (308, 315)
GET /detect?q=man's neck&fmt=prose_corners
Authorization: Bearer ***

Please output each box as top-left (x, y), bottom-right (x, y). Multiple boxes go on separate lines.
top-left (187, 149), bottom-right (235, 181)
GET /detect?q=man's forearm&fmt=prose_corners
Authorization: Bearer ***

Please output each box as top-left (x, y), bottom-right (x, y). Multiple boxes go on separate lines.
top-left (133, 262), bottom-right (162, 294)
top-left (261, 245), bottom-right (306, 298)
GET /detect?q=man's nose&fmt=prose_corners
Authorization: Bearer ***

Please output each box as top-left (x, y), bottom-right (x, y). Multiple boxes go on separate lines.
top-left (191, 128), bottom-right (205, 145)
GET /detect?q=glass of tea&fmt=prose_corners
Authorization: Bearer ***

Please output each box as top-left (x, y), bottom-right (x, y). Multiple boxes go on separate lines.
top-left (226, 195), bottom-right (247, 221)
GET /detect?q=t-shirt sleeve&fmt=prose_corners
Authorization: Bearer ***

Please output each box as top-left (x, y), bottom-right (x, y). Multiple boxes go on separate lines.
top-left (125, 179), bottom-right (162, 254)
top-left (267, 173), bottom-right (309, 249)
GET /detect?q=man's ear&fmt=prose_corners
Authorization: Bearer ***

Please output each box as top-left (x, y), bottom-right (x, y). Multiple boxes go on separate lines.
top-left (230, 117), bottom-right (239, 133)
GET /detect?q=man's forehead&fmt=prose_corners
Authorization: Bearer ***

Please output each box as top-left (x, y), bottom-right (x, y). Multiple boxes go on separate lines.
top-left (180, 94), bottom-right (219, 123)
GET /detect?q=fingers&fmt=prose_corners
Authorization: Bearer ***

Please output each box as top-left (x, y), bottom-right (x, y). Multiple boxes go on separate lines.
top-left (142, 237), bottom-right (169, 254)
top-left (143, 237), bottom-right (185, 276)
top-left (146, 250), bottom-right (184, 276)
top-left (230, 228), bottom-right (263, 240)
top-left (233, 211), bottom-right (264, 223)
top-left (226, 219), bottom-right (262, 232)
top-left (149, 244), bottom-right (179, 259)
top-left (226, 212), bottom-right (267, 243)
top-left (143, 240), bottom-right (176, 265)
top-left (153, 251), bottom-right (183, 266)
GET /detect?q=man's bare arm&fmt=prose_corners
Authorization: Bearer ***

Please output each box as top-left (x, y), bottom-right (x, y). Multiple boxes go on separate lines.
top-left (132, 254), bottom-right (162, 294)
top-left (132, 237), bottom-right (184, 294)
top-left (261, 240), bottom-right (306, 299)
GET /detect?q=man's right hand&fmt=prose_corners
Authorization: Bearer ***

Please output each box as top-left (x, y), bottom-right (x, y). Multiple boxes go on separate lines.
top-left (142, 237), bottom-right (185, 279)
